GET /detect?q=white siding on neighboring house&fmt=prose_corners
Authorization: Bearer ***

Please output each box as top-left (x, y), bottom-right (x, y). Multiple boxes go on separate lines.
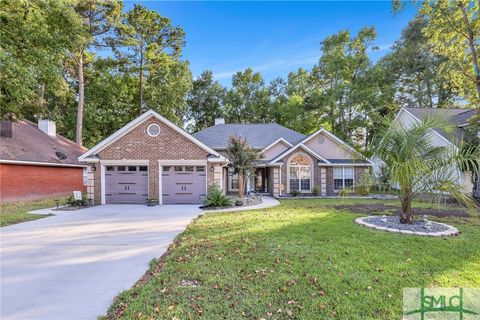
top-left (374, 108), bottom-right (474, 193)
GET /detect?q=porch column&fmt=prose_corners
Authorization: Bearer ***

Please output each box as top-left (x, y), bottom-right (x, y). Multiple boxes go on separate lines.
top-left (208, 163), bottom-right (223, 189)
top-left (273, 166), bottom-right (280, 197)
top-left (320, 167), bottom-right (327, 196)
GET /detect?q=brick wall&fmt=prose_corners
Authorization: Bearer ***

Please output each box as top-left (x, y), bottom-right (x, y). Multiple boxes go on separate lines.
top-left (93, 116), bottom-right (212, 204)
top-left (0, 164), bottom-right (84, 202)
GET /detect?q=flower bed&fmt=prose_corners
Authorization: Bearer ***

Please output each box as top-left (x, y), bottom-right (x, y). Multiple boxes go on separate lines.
top-left (355, 216), bottom-right (459, 237)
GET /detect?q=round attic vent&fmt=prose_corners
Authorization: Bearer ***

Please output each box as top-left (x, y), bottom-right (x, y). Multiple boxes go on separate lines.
top-left (147, 123), bottom-right (161, 137)
top-left (318, 136), bottom-right (325, 144)
top-left (55, 151), bottom-right (67, 160)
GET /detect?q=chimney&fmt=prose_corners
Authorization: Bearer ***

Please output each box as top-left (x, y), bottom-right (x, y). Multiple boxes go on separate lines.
top-left (215, 118), bottom-right (225, 125)
top-left (38, 119), bottom-right (56, 136)
top-left (0, 120), bottom-right (13, 138)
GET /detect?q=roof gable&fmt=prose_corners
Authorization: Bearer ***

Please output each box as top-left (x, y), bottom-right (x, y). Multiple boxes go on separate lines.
top-left (270, 143), bottom-right (331, 164)
top-left (398, 107), bottom-right (477, 147)
top-left (79, 110), bottom-right (225, 161)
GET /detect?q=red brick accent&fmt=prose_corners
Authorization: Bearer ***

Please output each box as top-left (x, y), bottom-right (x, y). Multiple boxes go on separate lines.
top-left (0, 164), bottom-right (84, 202)
top-left (93, 116), bottom-right (212, 204)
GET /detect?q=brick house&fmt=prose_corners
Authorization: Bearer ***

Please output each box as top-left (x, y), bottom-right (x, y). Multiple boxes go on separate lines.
top-left (0, 119), bottom-right (87, 202)
top-left (79, 110), bottom-right (372, 205)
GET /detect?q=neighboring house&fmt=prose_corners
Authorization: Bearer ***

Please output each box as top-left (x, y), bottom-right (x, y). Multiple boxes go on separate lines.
top-left (0, 119), bottom-right (87, 202)
top-left (79, 110), bottom-right (372, 205)
top-left (375, 107), bottom-right (479, 195)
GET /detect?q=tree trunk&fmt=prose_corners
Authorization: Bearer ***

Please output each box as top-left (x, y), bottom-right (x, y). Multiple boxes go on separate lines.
top-left (458, 1), bottom-right (480, 107)
top-left (38, 83), bottom-right (45, 111)
top-left (76, 54), bottom-right (84, 146)
top-left (400, 193), bottom-right (413, 224)
top-left (238, 173), bottom-right (245, 199)
top-left (139, 50), bottom-right (144, 115)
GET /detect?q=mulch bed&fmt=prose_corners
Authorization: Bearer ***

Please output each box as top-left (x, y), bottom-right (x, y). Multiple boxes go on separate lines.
top-left (52, 205), bottom-right (93, 211)
top-left (329, 203), bottom-right (470, 218)
top-left (201, 196), bottom-right (263, 210)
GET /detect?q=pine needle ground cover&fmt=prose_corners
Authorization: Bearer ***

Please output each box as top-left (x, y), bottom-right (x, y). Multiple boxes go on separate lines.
top-left (105, 199), bottom-right (480, 319)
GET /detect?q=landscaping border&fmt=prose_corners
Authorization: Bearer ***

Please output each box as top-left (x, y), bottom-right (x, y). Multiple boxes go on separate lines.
top-left (202, 196), bottom-right (279, 213)
top-left (355, 216), bottom-right (459, 237)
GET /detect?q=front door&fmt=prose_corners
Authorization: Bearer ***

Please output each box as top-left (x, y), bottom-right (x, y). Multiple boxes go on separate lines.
top-left (254, 168), bottom-right (267, 192)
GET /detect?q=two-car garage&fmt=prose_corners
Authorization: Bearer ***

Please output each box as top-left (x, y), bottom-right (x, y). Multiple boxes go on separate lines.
top-left (104, 164), bottom-right (207, 205)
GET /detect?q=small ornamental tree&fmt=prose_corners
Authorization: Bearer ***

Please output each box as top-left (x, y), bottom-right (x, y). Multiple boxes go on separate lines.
top-left (226, 135), bottom-right (257, 199)
top-left (371, 113), bottom-right (479, 224)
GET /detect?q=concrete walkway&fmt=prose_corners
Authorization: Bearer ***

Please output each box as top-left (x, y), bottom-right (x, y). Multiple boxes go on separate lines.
top-left (0, 204), bottom-right (201, 320)
top-left (203, 195), bottom-right (280, 213)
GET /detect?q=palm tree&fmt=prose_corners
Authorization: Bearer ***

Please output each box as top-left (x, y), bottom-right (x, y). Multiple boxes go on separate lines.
top-left (226, 135), bottom-right (257, 199)
top-left (371, 113), bottom-right (479, 224)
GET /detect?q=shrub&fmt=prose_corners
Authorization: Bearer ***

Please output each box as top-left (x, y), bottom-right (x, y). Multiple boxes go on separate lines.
top-left (355, 185), bottom-right (370, 196)
top-left (204, 185), bottom-right (233, 207)
top-left (66, 193), bottom-right (88, 207)
top-left (312, 186), bottom-right (320, 196)
top-left (235, 199), bottom-right (243, 206)
top-left (290, 190), bottom-right (300, 197)
top-left (338, 188), bottom-right (353, 197)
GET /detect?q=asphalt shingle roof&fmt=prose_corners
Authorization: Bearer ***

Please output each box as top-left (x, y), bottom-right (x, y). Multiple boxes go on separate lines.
top-left (0, 120), bottom-right (87, 166)
top-left (404, 107), bottom-right (477, 144)
top-left (192, 123), bottom-right (306, 149)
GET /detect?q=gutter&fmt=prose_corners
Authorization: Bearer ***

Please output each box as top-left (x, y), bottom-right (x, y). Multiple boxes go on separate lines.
top-left (0, 159), bottom-right (87, 168)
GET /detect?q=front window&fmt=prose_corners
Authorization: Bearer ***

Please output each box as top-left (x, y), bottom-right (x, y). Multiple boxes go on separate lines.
top-left (230, 173), bottom-right (239, 191)
top-left (334, 167), bottom-right (354, 190)
top-left (289, 155), bottom-right (311, 192)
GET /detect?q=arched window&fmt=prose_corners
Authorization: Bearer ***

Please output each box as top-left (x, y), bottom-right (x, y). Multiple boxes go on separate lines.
top-left (289, 154), bottom-right (311, 192)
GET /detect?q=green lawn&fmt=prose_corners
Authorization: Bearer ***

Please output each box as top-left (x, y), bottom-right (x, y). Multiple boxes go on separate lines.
top-left (105, 198), bottom-right (480, 319)
top-left (0, 197), bottom-right (64, 227)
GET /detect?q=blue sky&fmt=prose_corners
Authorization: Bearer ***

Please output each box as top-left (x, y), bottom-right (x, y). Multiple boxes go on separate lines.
top-left (125, 1), bottom-right (418, 86)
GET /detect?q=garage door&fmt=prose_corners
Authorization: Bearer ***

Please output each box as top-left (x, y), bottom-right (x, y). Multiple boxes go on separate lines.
top-left (162, 165), bottom-right (206, 204)
top-left (105, 165), bottom-right (148, 204)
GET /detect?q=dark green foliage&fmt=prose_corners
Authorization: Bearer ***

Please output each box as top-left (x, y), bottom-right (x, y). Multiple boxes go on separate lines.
top-left (235, 199), bottom-right (243, 206)
top-left (312, 186), bottom-right (320, 196)
top-left (203, 185), bottom-right (233, 208)
top-left (290, 189), bottom-right (300, 197)
top-left (65, 193), bottom-right (89, 207)
top-left (186, 70), bottom-right (226, 132)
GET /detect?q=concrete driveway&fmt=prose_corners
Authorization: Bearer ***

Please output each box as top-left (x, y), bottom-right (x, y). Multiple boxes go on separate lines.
top-left (0, 204), bottom-right (201, 320)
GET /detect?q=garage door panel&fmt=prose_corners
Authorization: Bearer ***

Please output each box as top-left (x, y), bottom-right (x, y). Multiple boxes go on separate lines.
top-left (162, 166), bottom-right (206, 204)
top-left (105, 166), bottom-right (148, 204)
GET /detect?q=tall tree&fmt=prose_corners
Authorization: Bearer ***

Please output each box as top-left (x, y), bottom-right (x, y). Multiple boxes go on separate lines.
top-left (225, 68), bottom-right (272, 123)
top-left (52, 57), bottom-right (138, 148)
top-left (420, 0), bottom-right (480, 107)
top-left (186, 70), bottom-right (226, 132)
top-left (308, 27), bottom-right (382, 142)
top-left (71, 0), bottom-right (121, 146)
top-left (112, 4), bottom-right (186, 115)
top-left (0, 0), bottom-right (81, 119)
top-left (380, 16), bottom-right (458, 108)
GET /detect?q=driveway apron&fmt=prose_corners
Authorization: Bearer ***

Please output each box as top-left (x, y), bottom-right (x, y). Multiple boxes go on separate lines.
top-left (0, 204), bottom-right (201, 320)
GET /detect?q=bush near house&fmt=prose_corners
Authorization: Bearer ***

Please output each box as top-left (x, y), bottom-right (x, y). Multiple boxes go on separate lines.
top-left (203, 185), bottom-right (233, 208)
